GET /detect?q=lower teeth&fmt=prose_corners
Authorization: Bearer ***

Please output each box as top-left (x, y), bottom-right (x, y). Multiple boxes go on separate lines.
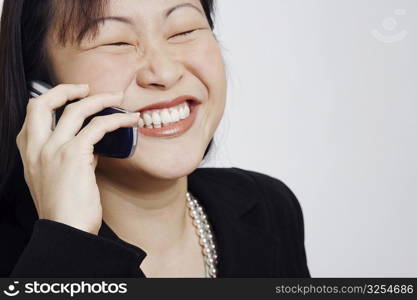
top-left (145, 120), bottom-right (181, 129)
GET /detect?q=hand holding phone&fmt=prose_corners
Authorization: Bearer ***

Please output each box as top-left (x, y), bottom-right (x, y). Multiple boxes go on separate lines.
top-left (16, 82), bottom-right (141, 234)
top-left (29, 80), bottom-right (138, 158)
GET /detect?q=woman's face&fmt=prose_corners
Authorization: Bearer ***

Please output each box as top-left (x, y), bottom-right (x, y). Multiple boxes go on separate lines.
top-left (45, 0), bottom-right (226, 180)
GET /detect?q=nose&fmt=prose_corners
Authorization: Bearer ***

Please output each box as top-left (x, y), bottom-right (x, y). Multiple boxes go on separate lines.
top-left (135, 45), bottom-right (184, 90)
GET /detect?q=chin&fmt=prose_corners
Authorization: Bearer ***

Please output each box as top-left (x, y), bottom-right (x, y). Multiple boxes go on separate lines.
top-left (96, 145), bottom-right (204, 182)
top-left (136, 141), bottom-right (205, 179)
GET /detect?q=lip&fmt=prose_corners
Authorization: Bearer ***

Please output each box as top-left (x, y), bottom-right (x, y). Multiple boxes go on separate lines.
top-left (135, 95), bottom-right (202, 113)
top-left (138, 102), bottom-right (200, 138)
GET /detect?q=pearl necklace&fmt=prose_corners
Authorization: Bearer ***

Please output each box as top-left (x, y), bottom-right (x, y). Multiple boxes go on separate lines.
top-left (186, 191), bottom-right (218, 278)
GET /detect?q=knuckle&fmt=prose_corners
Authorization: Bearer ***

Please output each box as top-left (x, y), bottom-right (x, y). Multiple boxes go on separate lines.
top-left (27, 99), bottom-right (49, 114)
top-left (15, 138), bottom-right (22, 150)
top-left (57, 83), bottom-right (71, 89)
top-left (26, 99), bottom-right (40, 111)
top-left (24, 164), bottom-right (38, 180)
top-left (59, 143), bottom-right (75, 159)
top-left (15, 131), bottom-right (22, 144)
top-left (64, 102), bottom-right (78, 113)
top-left (90, 116), bottom-right (105, 126)
top-left (56, 83), bottom-right (72, 97)
top-left (40, 144), bottom-right (54, 159)
top-left (25, 152), bottom-right (39, 169)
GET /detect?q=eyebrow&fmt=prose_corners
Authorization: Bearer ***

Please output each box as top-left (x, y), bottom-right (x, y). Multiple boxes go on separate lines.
top-left (89, 3), bottom-right (203, 28)
top-left (165, 3), bottom-right (203, 18)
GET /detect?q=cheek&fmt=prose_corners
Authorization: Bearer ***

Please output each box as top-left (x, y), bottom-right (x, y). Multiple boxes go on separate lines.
top-left (184, 37), bottom-right (227, 93)
top-left (52, 50), bottom-right (135, 94)
top-left (183, 37), bottom-right (227, 129)
top-left (73, 55), bottom-right (135, 94)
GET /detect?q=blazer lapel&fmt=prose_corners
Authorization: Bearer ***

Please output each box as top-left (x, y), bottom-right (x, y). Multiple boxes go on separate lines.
top-left (188, 169), bottom-right (283, 277)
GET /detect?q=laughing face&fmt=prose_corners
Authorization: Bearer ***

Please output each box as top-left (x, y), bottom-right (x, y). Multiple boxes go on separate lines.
top-left (45, 0), bottom-right (227, 180)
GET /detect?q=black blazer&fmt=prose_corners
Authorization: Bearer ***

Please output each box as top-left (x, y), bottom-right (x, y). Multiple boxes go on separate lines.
top-left (1, 167), bottom-right (310, 277)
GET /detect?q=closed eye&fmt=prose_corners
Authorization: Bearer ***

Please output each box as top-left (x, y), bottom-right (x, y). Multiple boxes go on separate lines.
top-left (103, 42), bottom-right (131, 47)
top-left (171, 29), bottom-right (197, 38)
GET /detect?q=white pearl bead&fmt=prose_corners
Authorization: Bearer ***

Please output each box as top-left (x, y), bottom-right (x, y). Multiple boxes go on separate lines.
top-left (193, 219), bottom-right (202, 227)
top-left (204, 247), bottom-right (213, 255)
top-left (200, 237), bottom-right (209, 245)
top-left (186, 191), bottom-right (217, 277)
top-left (197, 228), bottom-right (206, 236)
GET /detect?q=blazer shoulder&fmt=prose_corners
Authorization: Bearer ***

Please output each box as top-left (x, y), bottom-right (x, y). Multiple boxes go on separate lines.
top-left (238, 167), bottom-right (302, 212)
top-left (241, 168), bottom-right (306, 230)
top-left (194, 167), bottom-right (298, 204)
top-left (192, 167), bottom-right (303, 216)
top-left (192, 166), bottom-right (286, 191)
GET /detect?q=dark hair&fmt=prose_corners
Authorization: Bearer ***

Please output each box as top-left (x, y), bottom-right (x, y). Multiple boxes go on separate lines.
top-left (0, 0), bottom-right (216, 216)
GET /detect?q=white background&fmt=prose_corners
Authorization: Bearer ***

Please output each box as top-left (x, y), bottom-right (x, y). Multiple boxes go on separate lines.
top-left (1, 0), bottom-right (416, 277)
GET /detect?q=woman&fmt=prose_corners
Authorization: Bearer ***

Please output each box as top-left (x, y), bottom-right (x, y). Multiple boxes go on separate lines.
top-left (0, 0), bottom-right (310, 278)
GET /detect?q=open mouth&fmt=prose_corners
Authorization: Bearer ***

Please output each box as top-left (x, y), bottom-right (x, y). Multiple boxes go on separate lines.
top-left (138, 99), bottom-right (197, 128)
top-left (137, 99), bottom-right (200, 137)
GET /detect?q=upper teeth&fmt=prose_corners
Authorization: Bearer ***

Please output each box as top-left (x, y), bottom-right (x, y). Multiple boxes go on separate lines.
top-left (139, 101), bottom-right (190, 128)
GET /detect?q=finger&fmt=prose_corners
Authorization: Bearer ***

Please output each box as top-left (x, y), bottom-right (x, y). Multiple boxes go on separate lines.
top-left (49, 91), bottom-right (127, 147)
top-left (70, 112), bottom-right (140, 153)
top-left (37, 83), bottom-right (90, 110)
top-left (24, 84), bottom-right (90, 154)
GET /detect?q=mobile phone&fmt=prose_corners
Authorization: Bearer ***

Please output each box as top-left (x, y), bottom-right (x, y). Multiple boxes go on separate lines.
top-left (28, 80), bottom-right (138, 159)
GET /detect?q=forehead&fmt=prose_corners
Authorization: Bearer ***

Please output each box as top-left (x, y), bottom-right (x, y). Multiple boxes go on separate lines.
top-left (49, 0), bottom-right (203, 47)
top-left (107, 0), bottom-right (203, 18)
top-left (101, 0), bottom-right (204, 30)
